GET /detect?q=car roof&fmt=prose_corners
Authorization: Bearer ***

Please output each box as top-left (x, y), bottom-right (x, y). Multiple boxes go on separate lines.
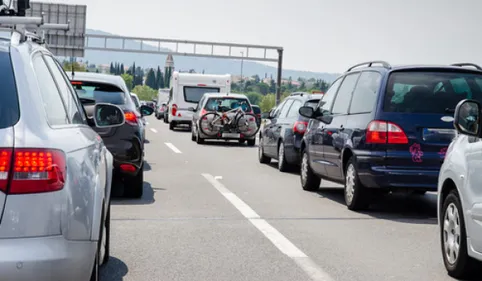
top-left (67, 72), bottom-right (129, 93)
top-left (344, 64), bottom-right (482, 75)
top-left (203, 92), bottom-right (248, 99)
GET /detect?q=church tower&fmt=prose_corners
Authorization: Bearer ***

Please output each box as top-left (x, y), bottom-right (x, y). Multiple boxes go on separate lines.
top-left (164, 54), bottom-right (174, 88)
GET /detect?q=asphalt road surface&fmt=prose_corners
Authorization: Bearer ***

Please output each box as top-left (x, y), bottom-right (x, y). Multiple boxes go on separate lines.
top-left (100, 116), bottom-right (462, 281)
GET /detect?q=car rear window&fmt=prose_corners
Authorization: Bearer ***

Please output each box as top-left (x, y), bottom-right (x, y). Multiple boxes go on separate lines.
top-left (71, 81), bottom-right (126, 105)
top-left (0, 51), bottom-right (20, 129)
top-left (384, 71), bottom-right (482, 114)
top-left (204, 97), bottom-right (251, 112)
top-left (184, 86), bottom-right (220, 103)
top-left (305, 99), bottom-right (320, 109)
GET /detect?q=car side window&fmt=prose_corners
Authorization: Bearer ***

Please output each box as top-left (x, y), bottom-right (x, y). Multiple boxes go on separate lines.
top-left (278, 99), bottom-right (294, 118)
top-left (43, 55), bottom-right (85, 124)
top-left (349, 71), bottom-right (381, 114)
top-left (317, 78), bottom-right (342, 115)
top-left (331, 73), bottom-right (360, 115)
top-left (287, 100), bottom-right (303, 118)
top-left (32, 54), bottom-right (69, 126)
top-left (271, 100), bottom-right (287, 118)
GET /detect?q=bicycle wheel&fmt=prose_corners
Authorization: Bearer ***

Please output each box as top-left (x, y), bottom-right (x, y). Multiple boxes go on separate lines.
top-left (236, 113), bottom-right (259, 137)
top-left (199, 112), bottom-right (223, 137)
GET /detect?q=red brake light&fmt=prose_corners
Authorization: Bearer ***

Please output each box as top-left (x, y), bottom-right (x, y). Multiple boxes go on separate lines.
top-left (124, 111), bottom-right (138, 125)
top-left (293, 121), bottom-right (308, 134)
top-left (172, 104), bottom-right (178, 116)
top-left (0, 148), bottom-right (66, 194)
top-left (197, 84), bottom-right (207, 87)
top-left (120, 164), bottom-right (136, 172)
top-left (366, 120), bottom-right (408, 144)
top-left (71, 81), bottom-right (83, 85)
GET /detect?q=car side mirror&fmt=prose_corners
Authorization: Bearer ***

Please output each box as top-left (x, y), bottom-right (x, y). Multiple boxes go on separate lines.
top-left (93, 103), bottom-right (125, 128)
top-left (188, 107), bottom-right (195, 112)
top-left (261, 112), bottom-right (270, 119)
top-left (298, 106), bottom-right (315, 118)
top-left (454, 99), bottom-right (481, 137)
top-left (140, 105), bottom-right (154, 116)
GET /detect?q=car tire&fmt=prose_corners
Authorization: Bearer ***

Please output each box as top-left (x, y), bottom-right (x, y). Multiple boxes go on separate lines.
top-left (169, 121), bottom-right (175, 130)
top-left (344, 157), bottom-right (370, 211)
top-left (89, 244), bottom-right (100, 281)
top-left (164, 115), bottom-right (168, 124)
top-left (100, 203), bottom-right (110, 266)
top-left (239, 139), bottom-right (246, 144)
top-left (441, 190), bottom-right (479, 279)
top-left (124, 168), bottom-right (144, 198)
top-left (191, 130), bottom-right (196, 141)
top-left (196, 129), bottom-right (205, 144)
top-left (277, 142), bottom-right (290, 172)
top-left (156, 113), bottom-right (161, 120)
top-left (247, 139), bottom-right (256, 147)
top-left (258, 138), bottom-right (271, 164)
top-left (300, 149), bottom-right (321, 191)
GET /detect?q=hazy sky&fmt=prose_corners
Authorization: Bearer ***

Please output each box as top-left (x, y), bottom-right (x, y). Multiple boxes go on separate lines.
top-left (31, 0), bottom-right (481, 73)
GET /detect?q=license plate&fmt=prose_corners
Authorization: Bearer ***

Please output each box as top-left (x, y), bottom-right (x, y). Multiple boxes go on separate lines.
top-left (222, 133), bottom-right (240, 138)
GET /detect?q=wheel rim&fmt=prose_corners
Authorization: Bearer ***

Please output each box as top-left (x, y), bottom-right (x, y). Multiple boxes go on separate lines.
top-left (444, 202), bottom-right (461, 265)
top-left (301, 153), bottom-right (308, 186)
top-left (278, 144), bottom-right (284, 169)
top-left (345, 164), bottom-right (356, 205)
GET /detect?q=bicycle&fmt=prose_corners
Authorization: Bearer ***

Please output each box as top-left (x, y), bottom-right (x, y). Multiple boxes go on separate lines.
top-left (199, 105), bottom-right (259, 138)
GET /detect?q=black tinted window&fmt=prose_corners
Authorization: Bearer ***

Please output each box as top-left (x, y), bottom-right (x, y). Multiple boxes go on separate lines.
top-left (305, 99), bottom-right (321, 109)
top-left (71, 81), bottom-right (126, 105)
top-left (0, 51), bottom-right (20, 129)
top-left (33, 55), bottom-right (69, 126)
top-left (332, 74), bottom-right (359, 115)
top-left (350, 71), bottom-right (381, 114)
top-left (184, 86), bottom-right (220, 103)
top-left (252, 106), bottom-right (261, 114)
top-left (384, 71), bottom-right (482, 114)
top-left (318, 78), bottom-right (342, 115)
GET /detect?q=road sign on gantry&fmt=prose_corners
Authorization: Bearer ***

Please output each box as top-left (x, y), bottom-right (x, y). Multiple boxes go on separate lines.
top-left (12, 0), bottom-right (86, 57)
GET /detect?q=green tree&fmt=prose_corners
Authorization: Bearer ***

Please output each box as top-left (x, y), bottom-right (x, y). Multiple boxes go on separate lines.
top-left (252, 74), bottom-right (260, 84)
top-left (260, 94), bottom-right (276, 112)
top-left (269, 79), bottom-right (276, 93)
top-left (121, 74), bottom-right (134, 91)
top-left (62, 61), bottom-right (86, 72)
top-left (156, 66), bottom-right (163, 89)
top-left (120, 63), bottom-right (125, 74)
top-left (109, 62), bottom-right (114, 74)
top-left (132, 85), bottom-right (157, 101)
top-left (132, 62), bottom-right (137, 86)
top-left (245, 92), bottom-right (263, 105)
top-left (165, 68), bottom-right (172, 88)
top-left (145, 68), bottom-right (156, 89)
top-left (256, 83), bottom-right (269, 95)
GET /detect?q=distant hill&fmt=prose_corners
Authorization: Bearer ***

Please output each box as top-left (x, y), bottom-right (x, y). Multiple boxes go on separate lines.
top-left (77, 29), bottom-right (338, 82)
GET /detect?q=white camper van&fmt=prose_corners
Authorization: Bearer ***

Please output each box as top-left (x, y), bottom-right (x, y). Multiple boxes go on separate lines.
top-left (167, 72), bottom-right (231, 130)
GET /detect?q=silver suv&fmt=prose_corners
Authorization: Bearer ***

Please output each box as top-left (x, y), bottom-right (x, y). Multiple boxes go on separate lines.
top-left (0, 25), bottom-right (124, 280)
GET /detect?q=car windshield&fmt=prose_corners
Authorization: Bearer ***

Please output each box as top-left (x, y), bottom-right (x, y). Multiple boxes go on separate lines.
top-left (384, 71), bottom-right (482, 114)
top-left (305, 99), bottom-right (321, 109)
top-left (184, 86), bottom-right (220, 103)
top-left (204, 97), bottom-right (251, 112)
top-left (71, 81), bottom-right (126, 105)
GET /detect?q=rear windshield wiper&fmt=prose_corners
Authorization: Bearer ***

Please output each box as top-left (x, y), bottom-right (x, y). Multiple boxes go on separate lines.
top-left (445, 108), bottom-right (455, 114)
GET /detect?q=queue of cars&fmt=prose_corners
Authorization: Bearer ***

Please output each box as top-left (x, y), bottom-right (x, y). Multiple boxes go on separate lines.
top-left (257, 61), bottom-right (482, 279)
top-left (0, 23), bottom-right (155, 281)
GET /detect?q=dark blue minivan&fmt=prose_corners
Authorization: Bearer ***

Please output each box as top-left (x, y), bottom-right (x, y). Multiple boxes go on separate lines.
top-left (298, 61), bottom-right (482, 211)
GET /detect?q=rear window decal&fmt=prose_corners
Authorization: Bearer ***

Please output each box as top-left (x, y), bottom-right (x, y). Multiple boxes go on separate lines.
top-left (409, 143), bottom-right (423, 163)
top-left (438, 147), bottom-right (448, 158)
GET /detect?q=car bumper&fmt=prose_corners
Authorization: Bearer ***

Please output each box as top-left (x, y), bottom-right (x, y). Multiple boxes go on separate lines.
top-left (357, 154), bottom-right (439, 191)
top-left (0, 236), bottom-right (96, 281)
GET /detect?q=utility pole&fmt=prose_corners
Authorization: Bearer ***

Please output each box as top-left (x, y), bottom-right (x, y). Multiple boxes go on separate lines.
top-left (240, 51), bottom-right (244, 92)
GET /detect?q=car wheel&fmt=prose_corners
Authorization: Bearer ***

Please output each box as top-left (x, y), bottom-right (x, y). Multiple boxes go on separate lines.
top-left (164, 115), bottom-right (168, 124)
top-left (300, 149), bottom-right (321, 191)
top-left (239, 139), bottom-right (246, 144)
top-left (196, 129), bottom-right (205, 144)
top-left (100, 203), bottom-right (110, 266)
top-left (124, 168), bottom-right (144, 198)
top-left (258, 141), bottom-right (271, 164)
top-left (247, 139), bottom-right (256, 147)
top-left (344, 157), bottom-right (370, 211)
top-left (191, 127), bottom-right (196, 141)
top-left (156, 113), bottom-right (161, 120)
top-left (441, 190), bottom-right (478, 279)
top-left (169, 121), bottom-right (175, 130)
top-left (277, 142), bottom-right (290, 172)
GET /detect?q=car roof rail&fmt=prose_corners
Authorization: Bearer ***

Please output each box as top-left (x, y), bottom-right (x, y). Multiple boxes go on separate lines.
top-left (290, 92), bottom-right (309, 97)
top-left (0, 15), bottom-right (69, 45)
top-left (346, 61), bottom-right (391, 72)
top-left (451, 63), bottom-right (482, 71)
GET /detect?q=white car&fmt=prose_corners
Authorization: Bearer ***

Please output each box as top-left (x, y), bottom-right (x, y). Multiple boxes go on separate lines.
top-left (438, 99), bottom-right (482, 279)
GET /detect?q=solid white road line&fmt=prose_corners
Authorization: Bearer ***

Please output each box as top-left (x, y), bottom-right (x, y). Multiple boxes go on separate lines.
top-left (150, 128), bottom-right (158, 133)
top-left (201, 173), bottom-right (335, 281)
top-left (165, 142), bottom-right (182, 154)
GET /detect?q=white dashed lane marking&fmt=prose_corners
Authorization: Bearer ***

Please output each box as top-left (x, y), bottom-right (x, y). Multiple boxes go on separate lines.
top-left (201, 173), bottom-right (335, 281)
top-left (150, 128), bottom-right (158, 133)
top-left (165, 142), bottom-right (182, 154)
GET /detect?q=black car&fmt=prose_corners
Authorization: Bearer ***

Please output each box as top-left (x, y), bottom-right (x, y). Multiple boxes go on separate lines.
top-left (69, 72), bottom-right (154, 198)
top-left (258, 92), bottom-right (323, 171)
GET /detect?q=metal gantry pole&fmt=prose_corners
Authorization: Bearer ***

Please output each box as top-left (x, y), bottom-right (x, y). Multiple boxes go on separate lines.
top-left (276, 48), bottom-right (283, 105)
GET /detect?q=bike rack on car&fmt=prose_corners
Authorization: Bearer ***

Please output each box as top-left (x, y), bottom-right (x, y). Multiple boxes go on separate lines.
top-left (0, 14), bottom-right (69, 45)
top-left (346, 60), bottom-right (392, 72)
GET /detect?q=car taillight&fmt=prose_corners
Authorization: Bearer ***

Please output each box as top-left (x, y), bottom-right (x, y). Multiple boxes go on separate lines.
top-left (293, 121), bottom-right (308, 134)
top-left (172, 104), bottom-right (178, 116)
top-left (0, 148), bottom-right (66, 194)
top-left (366, 120), bottom-right (408, 144)
top-left (124, 111), bottom-right (138, 125)
top-left (200, 109), bottom-right (208, 119)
